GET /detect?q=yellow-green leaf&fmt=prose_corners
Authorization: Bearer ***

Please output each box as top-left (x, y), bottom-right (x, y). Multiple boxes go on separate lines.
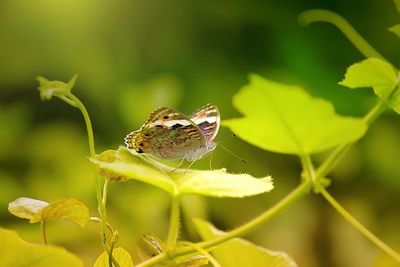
top-left (91, 147), bottom-right (273, 198)
top-left (93, 247), bottom-right (134, 267)
top-left (37, 75), bottom-right (78, 101)
top-left (194, 219), bottom-right (297, 267)
top-left (0, 228), bottom-right (83, 267)
top-left (339, 58), bottom-right (397, 97)
top-left (340, 58), bottom-right (400, 114)
top-left (173, 169), bottom-right (273, 198)
top-left (223, 74), bottom-right (367, 155)
top-left (8, 197), bottom-right (49, 220)
top-left (90, 148), bottom-right (176, 194)
top-left (30, 198), bottom-right (90, 227)
top-left (390, 90), bottom-right (400, 114)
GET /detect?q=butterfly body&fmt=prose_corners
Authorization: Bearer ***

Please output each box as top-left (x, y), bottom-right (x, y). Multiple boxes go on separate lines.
top-left (125, 104), bottom-right (220, 162)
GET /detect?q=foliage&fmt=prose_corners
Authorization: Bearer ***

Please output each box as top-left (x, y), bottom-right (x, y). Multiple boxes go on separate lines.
top-left (194, 218), bottom-right (297, 267)
top-left (94, 248), bottom-right (134, 267)
top-left (223, 74), bottom-right (367, 155)
top-left (91, 147), bottom-right (273, 198)
top-left (3, 2), bottom-right (400, 267)
top-left (0, 228), bottom-right (83, 267)
top-left (340, 58), bottom-right (400, 114)
top-left (9, 197), bottom-right (90, 227)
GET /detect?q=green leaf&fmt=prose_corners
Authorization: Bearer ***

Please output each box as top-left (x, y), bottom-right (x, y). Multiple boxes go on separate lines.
top-left (9, 197), bottom-right (90, 227)
top-left (31, 198), bottom-right (90, 227)
top-left (390, 90), bottom-right (400, 114)
top-left (193, 219), bottom-right (297, 267)
top-left (340, 58), bottom-right (400, 114)
top-left (90, 148), bottom-right (177, 194)
top-left (173, 169), bottom-right (273, 198)
top-left (389, 24), bottom-right (400, 39)
top-left (222, 74), bottom-right (367, 155)
top-left (339, 58), bottom-right (397, 98)
top-left (8, 197), bottom-right (49, 220)
top-left (91, 147), bottom-right (273, 198)
top-left (93, 247), bottom-right (134, 267)
top-left (36, 75), bottom-right (78, 101)
top-left (0, 228), bottom-right (83, 267)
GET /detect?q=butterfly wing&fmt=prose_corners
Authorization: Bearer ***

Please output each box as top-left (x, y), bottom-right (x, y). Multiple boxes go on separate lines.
top-left (125, 107), bottom-right (206, 160)
top-left (189, 103), bottom-right (220, 145)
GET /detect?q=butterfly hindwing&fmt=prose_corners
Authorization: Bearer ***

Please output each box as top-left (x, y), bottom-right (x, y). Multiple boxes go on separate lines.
top-left (125, 107), bottom-right (206, 159)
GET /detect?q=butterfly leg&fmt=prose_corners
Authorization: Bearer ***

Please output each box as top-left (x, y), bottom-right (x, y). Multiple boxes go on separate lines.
top-left (183, 157), bottom-right (199, 173)
top-left (208, 152), bottom-right (214, 170)
top-left (171, 154), bottom-right (187, 172)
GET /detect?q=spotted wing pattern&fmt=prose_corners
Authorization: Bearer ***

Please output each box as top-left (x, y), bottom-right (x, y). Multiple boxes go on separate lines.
top-left (189, 103), bottom-right (220, 145)
top-left (124, 107), bottom-right (206, 160)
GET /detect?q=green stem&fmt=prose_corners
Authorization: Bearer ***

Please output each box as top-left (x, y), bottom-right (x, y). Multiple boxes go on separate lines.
top-left (65, 94), bottom-right (95, 157)
top-left (178, 241), bottom-right (221, 267)
top-left (41, 220), bottom-right (47, 245)
top-left (362, 98), bottom-right (389, 126)
top-left (166, 196), bottom-right (181, 249)
top-left (90, 217), bottom-right (115, 236)
top-left (316, 84), bottom-right (398, 180)
top-left (300, 154), bottom-right (316, 183)
top-left (62, 93), bottom-right (109, 254)
top-left (298, 9), bottom-right (386, 60)
top-left (108, 231), bottom-right (120, 267)
top-left (315, 144), bottom-right (350, 181)
top-left (103, 179), bottom-right (109, 208)
top-left (303, 153), bottom-right (400, 264)
top-left (136, 181), bottom-right (312, 267)
top-left (318, 186), bottom-right (400, 263)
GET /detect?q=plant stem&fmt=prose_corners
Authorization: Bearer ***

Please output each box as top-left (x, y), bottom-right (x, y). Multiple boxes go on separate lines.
top-left (108, 231), bottom-right (120, 267)
top-left (166, 196), bottom-right (181, 249)
top-left (63, 93), bottom-right (110, 259)
top-left (136, 181), bottom-right (312, 267)
top-left (318, 186), bottom-right (400, 263)
top-left (65, 94), bottom-right (95, 157)
top-left (90, 217), bottom-right (115, 236)
top-left (304, 152), bottom-right (400, 263)
top-left (41, 220), bottom-right (47, 245)
top-left (300, 154), bottom-right (316, 183)
top-left (178, 241), bottom-right (221, 267)
top-left (103, 179), bottom-right (109, 208)
top-left (315, 144), bottom-right (350, 181)
top-left (298, 9), bottom-right (386, 60)
top-left (316, 84), bottom-right (398, 180)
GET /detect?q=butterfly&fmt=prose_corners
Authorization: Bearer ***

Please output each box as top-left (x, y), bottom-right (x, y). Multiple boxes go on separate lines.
top-left (124, 104), bottom-right (220, 163)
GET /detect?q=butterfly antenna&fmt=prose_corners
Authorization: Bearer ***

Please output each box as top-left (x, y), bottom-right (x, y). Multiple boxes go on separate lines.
top-left (217, 142), bottom-right (247, 164)
top-left (215, 133), bottom-right (238, 143)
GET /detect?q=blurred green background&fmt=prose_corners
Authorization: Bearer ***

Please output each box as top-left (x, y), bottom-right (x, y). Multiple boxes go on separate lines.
top-left (1, 0), bottom-right (400, 266)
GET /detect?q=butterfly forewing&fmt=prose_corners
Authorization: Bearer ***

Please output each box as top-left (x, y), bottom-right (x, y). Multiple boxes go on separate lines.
top-left (189, 103), bottom-right (220, 145)
top-left (125, 107), bottom-right (206, 160)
